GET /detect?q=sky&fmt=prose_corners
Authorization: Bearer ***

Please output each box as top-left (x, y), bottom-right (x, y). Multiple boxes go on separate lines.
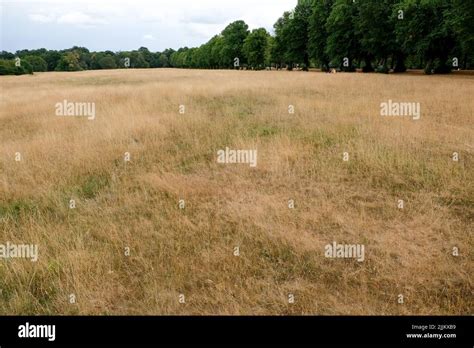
top-left (0, 0), bottom-right (297, 52)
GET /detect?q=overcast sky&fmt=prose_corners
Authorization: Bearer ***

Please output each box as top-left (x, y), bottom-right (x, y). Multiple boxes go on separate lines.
top-left (1, 0), bottom-right (297, 52)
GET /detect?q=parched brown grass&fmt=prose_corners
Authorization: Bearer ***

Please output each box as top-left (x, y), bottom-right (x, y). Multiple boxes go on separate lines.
top-left (0, 68), bottom-right (472, 315)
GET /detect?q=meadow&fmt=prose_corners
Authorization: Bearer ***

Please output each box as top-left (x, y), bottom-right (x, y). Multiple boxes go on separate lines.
top-left (0, 68), bottom-right (472, 314)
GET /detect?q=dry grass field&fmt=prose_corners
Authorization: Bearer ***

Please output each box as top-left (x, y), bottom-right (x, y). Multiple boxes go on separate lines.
top-left (0, 68), bottom-right (472, 315)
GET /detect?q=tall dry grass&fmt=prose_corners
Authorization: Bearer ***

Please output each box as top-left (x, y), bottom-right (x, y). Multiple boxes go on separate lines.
top-left (0, 68), bottom-right (472, 314)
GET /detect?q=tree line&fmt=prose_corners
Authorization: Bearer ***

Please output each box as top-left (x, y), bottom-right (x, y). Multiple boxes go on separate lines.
top-left (1, 0), bottom-right (472, 76)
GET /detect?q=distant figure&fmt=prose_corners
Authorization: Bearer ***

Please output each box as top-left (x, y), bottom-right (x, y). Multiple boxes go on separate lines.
top-left (331, 68), bottom-right (337, 74)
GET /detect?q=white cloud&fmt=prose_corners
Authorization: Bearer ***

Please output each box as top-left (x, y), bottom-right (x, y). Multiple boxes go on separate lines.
top-left (185, 23), bottom-right (226, 40)
top-left (28, 13), bottom-right (55, 23)
top-left (57, 11), bottom-right (108, 27)
top-left (7, 0), bottom-right (297, 51)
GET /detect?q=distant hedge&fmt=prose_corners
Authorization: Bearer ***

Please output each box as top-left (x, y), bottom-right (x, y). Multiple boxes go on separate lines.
top-left (0, 59), bottom-right (33, 75)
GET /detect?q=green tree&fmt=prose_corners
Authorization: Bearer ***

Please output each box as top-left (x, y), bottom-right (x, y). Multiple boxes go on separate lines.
top-left (55, 52), bottom-right (83, 71)
top-left (243, 28), bottom-right (270, 69)
top-left (285, 0), bottom-right (313, 70)
top-left (221, 20), bottom-right (249, 68)
top-left (129, 51), bottom-right (150, 68)
top-left (209, 35), bottom-right (225, 68)
top-left (0, 51), bottom-right (15, 60)
top-left (446, 0), bottom-right (474, 69)
top-left (395, 0), bottom-right (456, 74)
top-left (265, 35), bottom-right (275, 67)
top-left (67, 46), bottom-right (90, 69)
top-left (0, 59), bottom-right (33, 75)
top-left (138, 47), bottom-right (153, 66)
top-left (43, 51), bottom-right (62, 71)
top-left (158, 53), bottom-right (169, 67)
top-left (0, 59), bottom-right (14, 75)
top-left (326, 0), bottom-right (359, 71)
top-left (354, 0), bottom-right (397, 72)
top-left (98, 56), bottom-right (117, 69)
top-left (308, 0), bottom-right (334, 71)
top-left (90, 52), bottom-right (105, 69)
top-left (23, 55), bottom-right (47, 72)
top-left (272, 12), bottom-right (293, 69)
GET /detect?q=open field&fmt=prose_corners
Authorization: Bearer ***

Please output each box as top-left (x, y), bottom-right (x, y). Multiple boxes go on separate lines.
top-left (0, 68), bottom-right (472, 315)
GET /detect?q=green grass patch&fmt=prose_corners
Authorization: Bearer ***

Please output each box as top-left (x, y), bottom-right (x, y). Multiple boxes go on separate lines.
top-left (248, 124), bottom-right (281, 138)
top-left (77, 173), bottom-right (111, 199)
top-left (0, 198), bottom-right (38, 222)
